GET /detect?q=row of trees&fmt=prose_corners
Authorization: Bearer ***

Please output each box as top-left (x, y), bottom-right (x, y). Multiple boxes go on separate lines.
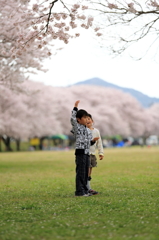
top-left (0, 80), bottom-right (159, 150)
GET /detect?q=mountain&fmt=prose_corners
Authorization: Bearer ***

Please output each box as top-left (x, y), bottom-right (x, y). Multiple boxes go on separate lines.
top-left (73, 78), bottom-right (159, 108)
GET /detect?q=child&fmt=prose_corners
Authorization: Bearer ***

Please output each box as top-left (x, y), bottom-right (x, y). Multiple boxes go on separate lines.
top-left (86, 114), bottom-right (104, 195)
top-left (70, 100), bottom-right (99, 197)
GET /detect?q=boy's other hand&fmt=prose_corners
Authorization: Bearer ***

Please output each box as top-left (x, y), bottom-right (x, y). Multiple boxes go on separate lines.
top-left (92, 137), bottom-right (99, 142)
top-left (99, 155), bottom-right (104, 160)
top-left (74, 100), bottom-right (80, 108)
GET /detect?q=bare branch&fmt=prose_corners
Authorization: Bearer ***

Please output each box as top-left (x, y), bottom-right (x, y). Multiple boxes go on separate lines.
top-left (45, 0), bottom-right (58, 33)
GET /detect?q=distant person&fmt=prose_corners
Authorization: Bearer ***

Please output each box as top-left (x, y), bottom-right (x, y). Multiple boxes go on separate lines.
top-left (70, 100), bottom-right (99, 197)
top-left (86, 114), bottom-right (104, 195)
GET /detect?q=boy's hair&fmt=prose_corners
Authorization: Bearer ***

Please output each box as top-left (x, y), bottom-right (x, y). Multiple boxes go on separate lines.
top-left (87, 113), bottom-right (93, 120)
top-left (76, 109), bottom-right (88, 119)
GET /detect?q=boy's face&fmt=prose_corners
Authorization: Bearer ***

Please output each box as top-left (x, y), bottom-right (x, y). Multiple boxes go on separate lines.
top-left (77, 116), bottom-right (88, 125)
top-left (86, 116), bottom-right (93, 128)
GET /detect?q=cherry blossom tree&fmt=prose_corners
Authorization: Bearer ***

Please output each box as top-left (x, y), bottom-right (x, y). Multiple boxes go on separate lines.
top-left (67, 85), bottom-right (146, 137)
top-left (145, 103), bottom-right (159, 136)
top-left (2, 0), bottom-right (159, 90)
top-left (87, 0), bottom-right (159, 59)
top-left (0, 0), bottom-right (102, 86)
top-left (0, 85), bottom-right (29, 150)
top-left (0, 1), bottom-right (52, 87)
top-left (0, 81), bottom-right (62, 150)
top-left (20, 81), bottom-right (63, 136)
top-left (68, 85), bottom-right (159, 147)
top-left (1, 81), bottom-right (158, 151)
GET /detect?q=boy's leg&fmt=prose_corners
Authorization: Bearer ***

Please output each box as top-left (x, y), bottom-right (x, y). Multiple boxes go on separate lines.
top-left (75, 155), bottom-right (89, 196)
top-left (88, 167), bottom-right (92, 177)
top-left (87, 168), bottom-right (92, 190)
top-left (87, 155), bottom-right (98, 195)
top-left (84, 155), bottom-right (90, 193)
top-left (87, 154), bottom-right (94, 190)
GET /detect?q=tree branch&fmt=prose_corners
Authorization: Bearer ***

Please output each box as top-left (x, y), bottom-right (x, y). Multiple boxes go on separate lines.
top-left (45, 0), bottom-right (58, 33)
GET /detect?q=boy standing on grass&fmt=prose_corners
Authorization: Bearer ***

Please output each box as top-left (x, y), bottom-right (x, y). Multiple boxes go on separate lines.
top-left (86, 114), bottom-right (104, 195)
top-left (71, 100), bottom-right (99, 197)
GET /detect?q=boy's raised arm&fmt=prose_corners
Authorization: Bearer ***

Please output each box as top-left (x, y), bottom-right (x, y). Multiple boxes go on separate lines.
top-left (70, 100), bottom-right (80, 133)
top-left (74, 100), bottom-right (80, 109)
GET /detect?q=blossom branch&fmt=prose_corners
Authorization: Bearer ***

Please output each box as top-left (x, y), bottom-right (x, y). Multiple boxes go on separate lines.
top-left (45, 0), bottom-right (58, 33)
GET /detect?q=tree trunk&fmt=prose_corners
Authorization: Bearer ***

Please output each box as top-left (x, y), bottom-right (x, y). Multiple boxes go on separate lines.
top-left (0, 136), bottom-right (2, 152)
top-left (15, 138), bottom-right (21, 151)
top-left (39, 137), bottom-right (45, 150)
top-left (1, 136), bottom-right (13, 151)
top-left (143, 136), bottom-right (147, 146)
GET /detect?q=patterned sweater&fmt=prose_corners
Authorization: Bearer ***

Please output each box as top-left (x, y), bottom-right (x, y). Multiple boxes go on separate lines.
top-left (90, 128), bottom-right (104, 156)
top-left (70, 107), bottom-right (93, 155)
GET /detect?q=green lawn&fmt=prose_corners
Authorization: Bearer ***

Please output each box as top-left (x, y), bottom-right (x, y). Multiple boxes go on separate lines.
top-left (0, 148), bottom-right (159, 240)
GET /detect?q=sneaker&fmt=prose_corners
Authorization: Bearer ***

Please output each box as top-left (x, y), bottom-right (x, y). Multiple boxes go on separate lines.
top-left (83, 193), bottom-right (92, 197)
top-left (88, 189), bottom-right (99, 195)
top-left (75, 193), bottom-right (92, 197)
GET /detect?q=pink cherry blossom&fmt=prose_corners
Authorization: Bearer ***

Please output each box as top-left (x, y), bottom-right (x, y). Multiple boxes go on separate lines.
top-left (0, 1), bottom-right (101, 86)
top-left (108, 3), bottom-right (118, 9)
top-left (0, 81), bottom-right (158, 142)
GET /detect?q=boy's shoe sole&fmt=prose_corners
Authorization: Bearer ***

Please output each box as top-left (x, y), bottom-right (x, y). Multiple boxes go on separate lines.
top-left (88, 189), bottom-right (99, 195)
top-left (75, 193), bottom-right (92, 197)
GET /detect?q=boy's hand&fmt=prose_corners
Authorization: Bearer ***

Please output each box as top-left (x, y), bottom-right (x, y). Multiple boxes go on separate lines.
top-left (99, 155), bottom-right (104, 160)
top-left (92, 137), bottom-right (99, 142)
top-left (74, 100), bottom-right (80, 108)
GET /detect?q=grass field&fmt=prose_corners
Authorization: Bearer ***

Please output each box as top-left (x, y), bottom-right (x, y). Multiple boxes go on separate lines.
top-left (0, 147), bottom-right (159, 240)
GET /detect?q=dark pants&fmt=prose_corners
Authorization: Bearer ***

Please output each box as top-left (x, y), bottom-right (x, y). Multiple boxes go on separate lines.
top-left (75, 154), bottom-right (90, 196)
